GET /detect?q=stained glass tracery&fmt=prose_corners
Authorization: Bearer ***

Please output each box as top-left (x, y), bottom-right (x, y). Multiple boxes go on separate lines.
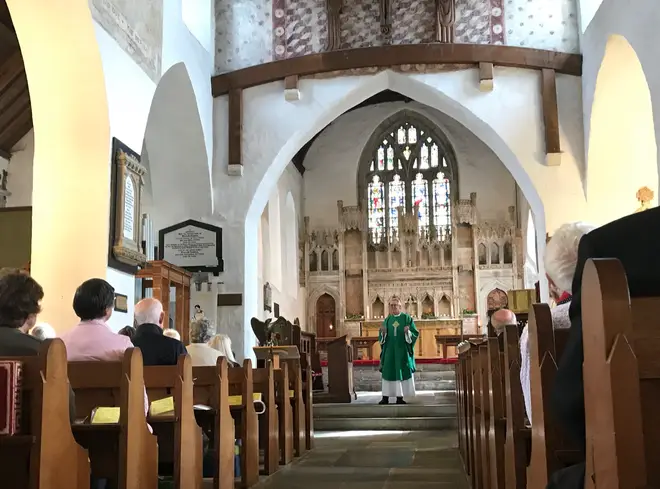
top-left (365, 119), bottom-right (454, 245)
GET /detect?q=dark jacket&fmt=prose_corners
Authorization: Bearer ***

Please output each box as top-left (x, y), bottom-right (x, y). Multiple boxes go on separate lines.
top-left (554, 206), bottom-right (660, 454)
top-left (132, 323), bottom-right (188, 366)
top-left (0, 327), bottom-right (76, 422)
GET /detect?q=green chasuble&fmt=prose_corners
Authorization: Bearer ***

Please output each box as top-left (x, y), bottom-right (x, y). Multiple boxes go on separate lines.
top-left (379, 313), bottom-right (419, 382)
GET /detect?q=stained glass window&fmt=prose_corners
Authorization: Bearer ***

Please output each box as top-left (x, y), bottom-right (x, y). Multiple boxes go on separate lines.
top-left (368, 175), bottom-right (385, 244)
top-left (388, 175), bottom-right (405, 235)
top-left (433, 172), bottom-right (451, 240)
top-left (412, 173), bottom-right (429, 233)
top-left (364, 117), bottom-right (454, 246)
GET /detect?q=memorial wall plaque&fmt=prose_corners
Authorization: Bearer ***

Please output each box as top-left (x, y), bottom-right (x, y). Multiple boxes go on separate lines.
top-left (158, 219), bottom-right (224, 273)
top-left (110, 138), bottom-right (147, 269)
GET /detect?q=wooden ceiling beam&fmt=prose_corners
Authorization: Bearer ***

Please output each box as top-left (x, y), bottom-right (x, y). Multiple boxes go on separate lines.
top-left (0, 51), bottom-right (24, 95)
top-left (0, 90), bottom-right (30, 135)
top-left (0, 106), bottom-right (32, 153)
top-left (211, 44), bottom-right (582, 96)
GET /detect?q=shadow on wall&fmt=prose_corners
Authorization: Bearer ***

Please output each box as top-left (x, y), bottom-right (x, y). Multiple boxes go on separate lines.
top-left (142, 62), bottom-right (212, 230)
top-left (587, 34), bottom-right (658, 225)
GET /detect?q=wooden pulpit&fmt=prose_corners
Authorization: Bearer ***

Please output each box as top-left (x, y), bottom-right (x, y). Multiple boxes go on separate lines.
top-left (326, 335), bottom-right (356, 403)
top-left (136, 260), bottom-right (192, 343)
top-left (253, 345), bottom-right (300, 369)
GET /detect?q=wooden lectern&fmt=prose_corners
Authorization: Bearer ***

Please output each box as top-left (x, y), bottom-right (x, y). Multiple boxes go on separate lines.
top-left (137, 260), bottom-right (192, 343)
top-left (253, 345), bottom-right (300, 369)
top-left (326, 335), bottom-right (356, 403)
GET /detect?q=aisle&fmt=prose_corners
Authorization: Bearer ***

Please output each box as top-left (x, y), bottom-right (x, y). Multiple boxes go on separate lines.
top-left (252, 430), bottom-right (469, 489)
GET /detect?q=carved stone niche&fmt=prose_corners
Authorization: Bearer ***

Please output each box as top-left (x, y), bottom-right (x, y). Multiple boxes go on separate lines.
top-left (111, 139), bottom-right (147, 267)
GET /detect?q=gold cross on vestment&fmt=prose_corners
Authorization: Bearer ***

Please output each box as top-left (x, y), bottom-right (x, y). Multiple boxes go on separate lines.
top-left (392, 320), bottom-right (399, 336)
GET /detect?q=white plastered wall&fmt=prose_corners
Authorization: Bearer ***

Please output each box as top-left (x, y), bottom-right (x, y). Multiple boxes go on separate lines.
top-left (212, 68), bottom-right (588, 358)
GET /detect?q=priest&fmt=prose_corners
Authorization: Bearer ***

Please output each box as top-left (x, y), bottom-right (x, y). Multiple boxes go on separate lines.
top-left (378, 297), bottom-right (419, 405)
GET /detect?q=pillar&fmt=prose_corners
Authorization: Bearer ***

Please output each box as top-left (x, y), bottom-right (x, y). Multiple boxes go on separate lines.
top-left (8, 0), bottom-right (110, 332)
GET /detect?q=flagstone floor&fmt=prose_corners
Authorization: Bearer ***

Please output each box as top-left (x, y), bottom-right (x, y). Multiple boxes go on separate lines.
top-left (249, 430), bottom-right (468, 489)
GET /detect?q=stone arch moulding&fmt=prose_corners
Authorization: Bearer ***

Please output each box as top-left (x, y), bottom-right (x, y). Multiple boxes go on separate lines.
top-left (244, 69), bottom-right (549, 337)
top-left (586, 34), bottom-right (658, 225)
top-left (143, 62), bottom-right (213, 231)
top-left (307, 284), bottom-right (342, 336)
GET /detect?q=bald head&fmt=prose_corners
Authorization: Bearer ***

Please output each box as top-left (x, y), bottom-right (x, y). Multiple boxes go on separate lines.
top-left (134, 298), bottom-right (164, 327)
top-left (491, 309), bottom-right (517, 335)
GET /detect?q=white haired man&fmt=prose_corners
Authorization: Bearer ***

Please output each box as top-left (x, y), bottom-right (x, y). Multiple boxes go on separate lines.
top-left (378, 297), bottom-right (419, 405)
top-left (132, 297), bottom-right (187, 366)
top-left (490, 308), bottom-right (517, 336)
top-left (520, 221), bottom-right (595, 422)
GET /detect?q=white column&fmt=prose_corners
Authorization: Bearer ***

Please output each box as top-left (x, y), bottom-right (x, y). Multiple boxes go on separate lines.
top-left (9, 0), bottom-right (110, 333)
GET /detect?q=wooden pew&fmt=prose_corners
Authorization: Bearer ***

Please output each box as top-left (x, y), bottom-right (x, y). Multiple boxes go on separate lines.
top-left (143, 354), bottom-right (203, 489)
top-left (0, 338), bottom-right (90, 489)
top-left (455, 343), bottom-right (468, 472)
top-left (226, 359), bottom-right (259, 488)
top-left (191, 357), bottom-right (234, 489)
top-left (503, 324), bottom-right (529, 489)
top-left (274, 363), bottom-right (294, 465)
top-left (526, 303), bottom-right (580, 489)
top-left (469, 343), bottom-right (485, 489)
top-left (457, 341), bottom-right (475, 478)
top-left (478, 343), bottom-right (492, 488)
top-left (68, 348), bottom-right (158, 489)
top-left (581, 258), bottom-right (660, 488)
top-left (283, 358), bottom-right (306, 457)
top-left (252, 361), bottom-right (279, 475)
top-left (302, 357), bottom-right (314, 450)
top-left (487, 336), bottom-right (506, 489)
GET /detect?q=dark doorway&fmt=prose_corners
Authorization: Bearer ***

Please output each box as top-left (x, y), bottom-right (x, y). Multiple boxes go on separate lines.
top-left (316, 293), bottom-right (336, 338)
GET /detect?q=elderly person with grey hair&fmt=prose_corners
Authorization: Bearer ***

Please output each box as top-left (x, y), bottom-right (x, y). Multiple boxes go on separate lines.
top-left (520, 221), bottom-right (595, 422)
top-left (186, 318), bottom-right (223, 367)
top-left (29, 323), bottom-right (57, 340)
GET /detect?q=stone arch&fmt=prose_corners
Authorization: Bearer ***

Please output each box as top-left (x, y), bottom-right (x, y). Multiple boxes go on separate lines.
top-left (142, 62), bottom-right (212, 231)
top-left (307, 284), bottom-right (342, 335)
top-left (9, 0), bottom-right (111, 329)
top-left (243, 70), bottom-right (549, 352)
top-left (587, 34), bottom-right (658, 225)
top-left (284, 192), bottom-right (298, 297)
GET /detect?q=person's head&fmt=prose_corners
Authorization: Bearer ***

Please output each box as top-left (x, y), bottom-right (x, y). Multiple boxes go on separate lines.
top-left (163, 328), bottom-right (181, 341)
top-left (134, 297), bottom-right (164, 327)
top-left (118, 325), bottom-right (136, 339)
top-left (194, 304), bottom-right (201, 312)
top-left (29, 323), bottom-right (56, 340)
top-left (73, 278), bottom-right (115, 322)
top-left (189, 317), bottom-right (213, 344)
top-left (208, 334), bottom-right (238, 365)
top-left (544, 222), bottom-right (596, 296)
top-left (389, 297), bottom-right (402, 316)
top-left (491, 308), bottom-right (517, 335)
top-left (0, 269), bottom-right (44, 333)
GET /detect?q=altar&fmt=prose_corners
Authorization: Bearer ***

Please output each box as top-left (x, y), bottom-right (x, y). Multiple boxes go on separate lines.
top-left (362, 318), bottom-right (465, 359)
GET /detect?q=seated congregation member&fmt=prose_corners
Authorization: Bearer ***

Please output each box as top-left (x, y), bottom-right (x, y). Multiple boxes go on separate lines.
top-left (163, 328), bottom-right (181, 341)
top-left (29, 322), bottom-right (57, 340)
top-left (186, 318), bottom-right (223, 367)
top-left (208, 333), bottom-right (239, 367)
top-left (519, 222), bottom-right (593, 422)
top-left (0, 269), bottom-right (76, 422)
top-left (132, 298), bottom-right (187, 366)
top-left (490, 308), bottom-right (517, 336)
top-left (550, 207), bottom-right (660, 489)
top-left (117, 325), bottom-right (136, 340)
top-left (62, 278), bottom-right (133, 361)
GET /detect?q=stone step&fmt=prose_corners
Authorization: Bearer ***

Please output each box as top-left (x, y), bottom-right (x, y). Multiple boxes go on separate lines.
top-left (353, 380), bottom-right (456, 391)
top-left (314, 416), bottom-right (457, 431)
top-left (314, 403), bottom-right (456, 418)
top-left (352, 370), bottom-right (457, 382)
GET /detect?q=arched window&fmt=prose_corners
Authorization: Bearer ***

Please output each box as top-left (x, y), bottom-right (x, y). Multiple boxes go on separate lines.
top-left (362, 114), bottom-right (456, 246)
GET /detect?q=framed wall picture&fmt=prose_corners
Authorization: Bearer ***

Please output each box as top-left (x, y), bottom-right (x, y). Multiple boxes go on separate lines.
top-left (114, 293), bottom-right (128, 313)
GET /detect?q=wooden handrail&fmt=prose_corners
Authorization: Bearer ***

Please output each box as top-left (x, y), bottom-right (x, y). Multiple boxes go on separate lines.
top-left (212, 43), bottom-right (582, 96)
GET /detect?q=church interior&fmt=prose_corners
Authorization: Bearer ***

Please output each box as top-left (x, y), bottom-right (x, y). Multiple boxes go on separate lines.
top-left (0, 0), bottom-right (658, 487)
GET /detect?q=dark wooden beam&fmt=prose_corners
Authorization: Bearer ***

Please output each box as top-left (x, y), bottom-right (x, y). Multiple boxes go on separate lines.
top-left (541, 68), bottom-right (561, 165)
top-left (0, 106), bottom-right (31, 152)
top-left (211, 44), bottom-right (582, 96)
top-left (478, 62), bottom-right (493, 92)
top-left (0, 51), bottom-right (24, 95)
top-left (0, 90), bottom-right (29, 135)
top-left (227, 88), bottom-right (242, 175)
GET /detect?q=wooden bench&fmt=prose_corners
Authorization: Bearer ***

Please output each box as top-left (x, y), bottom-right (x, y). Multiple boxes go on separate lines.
top-left (274, 363), bottom-right (293, 465)
top-left (581, 258), bottom-right (660, 488)
top-left (0, 338), bottom-right (90, 489)
top-left (526, 303), bottom-right (580, 489)
top-left (143, 354), bottom-right (204, 489)
top-left (487, 336), bottom-right (506, 489)
top-left (68, 348), bottom-right (158, 489)
top-left (227, 359), bottom-right (260, 488)
top-left (191, 357), bottom-right (235, 489)
top-left (252, 362), bottom-right (279, 475)
top-left (283, 358), bottom-right (306, 457)
top-left (503, 323), bottom-right (529, 489)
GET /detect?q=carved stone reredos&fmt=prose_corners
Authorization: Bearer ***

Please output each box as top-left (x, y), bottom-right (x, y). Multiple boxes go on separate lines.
top-left (475, 219), bottom-right (515, 240)
top-left (308, 228), bottom-right (339, 249)
top-left (338, 201), bottom-right (364, 232)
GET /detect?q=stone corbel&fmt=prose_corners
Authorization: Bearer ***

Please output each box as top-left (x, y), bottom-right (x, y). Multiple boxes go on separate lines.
top-left (479, 62), bottom-right (494, 92)
top-left (284, 75), bottom-right (300, 102)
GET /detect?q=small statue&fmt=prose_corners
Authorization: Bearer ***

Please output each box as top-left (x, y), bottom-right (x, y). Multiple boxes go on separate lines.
top-left (251, 317), bottom-right (284, 346)
top-left (193, 304), bottom-right (205, 321)
top-left (435, 0), bottom-right (455, 43)
top-left (635, 186), bottom-right (654, 213)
